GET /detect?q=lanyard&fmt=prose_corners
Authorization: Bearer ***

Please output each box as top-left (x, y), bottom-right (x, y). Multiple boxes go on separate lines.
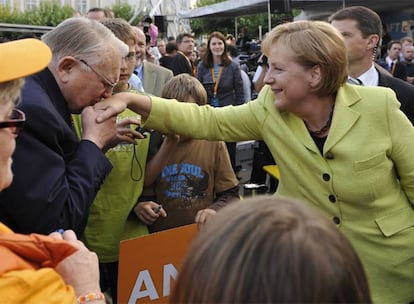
top-left (177, 51), bottom-right (196, 76)
top-left (210, 66), bottom-right (224, 97)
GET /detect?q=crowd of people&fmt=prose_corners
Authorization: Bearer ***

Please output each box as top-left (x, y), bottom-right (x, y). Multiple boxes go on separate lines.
top-left (0, 4), bottom-right (413, 304)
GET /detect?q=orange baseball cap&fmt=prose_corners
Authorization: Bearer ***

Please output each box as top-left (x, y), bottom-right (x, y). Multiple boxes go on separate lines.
top-left (0, 38), bottom-right (52, 82)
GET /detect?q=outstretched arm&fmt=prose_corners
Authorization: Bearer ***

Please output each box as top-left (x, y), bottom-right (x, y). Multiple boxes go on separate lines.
top-left (95, 93), bottom-right (152, 123)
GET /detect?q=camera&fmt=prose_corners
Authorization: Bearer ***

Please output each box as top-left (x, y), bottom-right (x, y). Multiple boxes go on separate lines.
top-left (136, 126), bottom-right (149, 138)
top-left (202, 81), bottom-right (215, 98)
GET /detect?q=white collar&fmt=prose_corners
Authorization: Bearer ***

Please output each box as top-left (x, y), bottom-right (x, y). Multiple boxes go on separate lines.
top-left (355, 63), bottom-right (379, 86)
top-left (385, 56), bottom-right (397, 65)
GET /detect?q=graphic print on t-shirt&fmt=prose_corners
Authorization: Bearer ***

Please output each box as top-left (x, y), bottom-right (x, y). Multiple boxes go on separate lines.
top-left (160, 162), bottom-right (209, 207)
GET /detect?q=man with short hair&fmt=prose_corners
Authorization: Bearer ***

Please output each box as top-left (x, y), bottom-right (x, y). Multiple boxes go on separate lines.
top-left (156, 38), bottom-right (167, 57)
top-left (329, 6), bottom-right (414, 124)
top-left (197, 42), bottom-right (207, 64)
top-left (377, 40), bottom-right (407, 81)
top-left (169, 33), bottom-right (196, 76)
top-left (399, 36), bottom-right (413, 61)
top-left (130, 27), bottom-right (173, 96)
top-left (86, 7), bottom-right (106, 20)
top-left (402, 44), bottom-right (414, 84)
top-left (0, 17), bottom-right (129, 235)
top-left (159, 41), bottom-right (178, 69)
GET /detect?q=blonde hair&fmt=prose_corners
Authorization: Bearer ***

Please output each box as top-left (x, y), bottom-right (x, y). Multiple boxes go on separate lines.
top-left (0, 79), bottom-right (24, 106)
top-left (262, 20), bottom-right (348, 96)
top-left (161, 74), bottom-right (207, 105)
top-left (171, 196), bottom-right (371, 303)
top-left (100, 18), bottom-right (137, 46)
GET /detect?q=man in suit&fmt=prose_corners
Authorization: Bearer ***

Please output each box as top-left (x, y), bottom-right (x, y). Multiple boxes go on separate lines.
top-left (159, 41), bottom-right (178, 70)
top-left (130, 27), bottom-right (173, 96)
top-left (0, 18), bottom-right (128, 235)
top-left (401, 45), bottom-right (414, 84)
top-left (329, 6), bottom-right (414, 124)
top-left (169, 33), bottom-right (196, 76)
top-left (377, 40), bottom-right (407, 81)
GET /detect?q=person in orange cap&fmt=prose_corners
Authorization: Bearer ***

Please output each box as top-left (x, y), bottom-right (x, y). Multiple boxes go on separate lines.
top-left (0, 38), bottom-right (105, 303)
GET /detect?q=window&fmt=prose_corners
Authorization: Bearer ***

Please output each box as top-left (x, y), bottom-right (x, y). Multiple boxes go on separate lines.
top-left (77, 0), bottom-right (87, 14)
top-left (25, 0), bottom-right (39, 10)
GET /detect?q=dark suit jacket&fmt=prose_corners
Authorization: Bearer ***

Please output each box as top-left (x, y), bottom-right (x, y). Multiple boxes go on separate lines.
top-left (377, 59), bottom-right (407, 81)
top-left (159, 56), bottom-right (173, 70)
top-left (0, 69), bottom-right (112, 235)
top-left (170, 52), bottom-right (194, 76)
top-left (377, 67), bottom-right (414, 124)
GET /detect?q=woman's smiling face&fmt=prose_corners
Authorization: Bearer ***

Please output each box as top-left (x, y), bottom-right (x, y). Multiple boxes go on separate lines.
top-left (264, 44), bottom-right (316, 112)
top-left (210, 37), bottom-right (225, 57)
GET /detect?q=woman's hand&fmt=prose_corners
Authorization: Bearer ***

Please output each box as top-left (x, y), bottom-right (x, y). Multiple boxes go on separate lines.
top-left (49, 230), bottom-right (102, 298)
top-left (94, 93), bottom-right (152, 123)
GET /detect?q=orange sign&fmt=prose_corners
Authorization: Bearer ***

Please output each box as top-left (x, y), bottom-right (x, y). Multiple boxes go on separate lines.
top-left (118, 224), bottom-right (198, 304)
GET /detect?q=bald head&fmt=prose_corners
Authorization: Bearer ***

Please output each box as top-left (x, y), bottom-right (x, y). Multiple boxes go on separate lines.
top-left (133, 27), bottom-right (146, 66)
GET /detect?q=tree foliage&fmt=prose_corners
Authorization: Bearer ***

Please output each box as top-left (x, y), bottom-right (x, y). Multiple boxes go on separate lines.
top-left (0, 1), bottom-right (74, 39)
top-left (0, 6), bottom-right (25, 24)
top-left (0, 2), bottom-right (142, 26)
top-left (111, 3), bottom-right (141, 25)
top-left (0, 0), bottom-right (298, 41)
top-left (0, 1), bottom-right (142, 39)
top-left (23, 1), bottom-right (74, 26)
top-left (0, 1), bottom-right (73, 26)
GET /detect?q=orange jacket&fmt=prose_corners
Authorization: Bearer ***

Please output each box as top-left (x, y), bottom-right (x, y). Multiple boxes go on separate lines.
top-left (0, 222), bottom-right (77, 303)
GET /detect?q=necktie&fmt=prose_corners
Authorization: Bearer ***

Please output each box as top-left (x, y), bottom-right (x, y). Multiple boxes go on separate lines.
top-left (347, 77), bottom-right (363, 85)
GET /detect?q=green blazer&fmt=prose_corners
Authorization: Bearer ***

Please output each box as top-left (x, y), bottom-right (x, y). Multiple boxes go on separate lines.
top-left (145, 83), bottom-right (414, 303)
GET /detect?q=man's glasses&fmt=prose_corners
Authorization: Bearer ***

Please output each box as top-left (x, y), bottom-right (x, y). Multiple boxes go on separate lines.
top-left (0, 108), bottom-right (26, 135)
top-left (78, 59), bottom-right (119, 91)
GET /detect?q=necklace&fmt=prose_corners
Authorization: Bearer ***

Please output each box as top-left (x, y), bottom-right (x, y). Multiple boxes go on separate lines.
top-left (305, 107), bottom-right (334, 137)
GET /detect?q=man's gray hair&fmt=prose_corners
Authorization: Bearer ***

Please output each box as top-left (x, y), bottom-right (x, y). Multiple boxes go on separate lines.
top-left (42, 17), bottom-right (128, 66)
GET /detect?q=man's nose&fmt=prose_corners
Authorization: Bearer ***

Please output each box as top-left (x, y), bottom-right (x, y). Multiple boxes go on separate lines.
top-left (102, 89), bottom-right (113, 98)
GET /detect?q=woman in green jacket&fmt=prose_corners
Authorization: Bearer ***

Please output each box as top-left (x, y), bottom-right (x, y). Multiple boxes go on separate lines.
top-left (96, 20), bottom-right (414, 303)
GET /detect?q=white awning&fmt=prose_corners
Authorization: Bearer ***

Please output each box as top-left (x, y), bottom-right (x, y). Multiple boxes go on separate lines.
top-left (180, 0), bottom-right (414, 19)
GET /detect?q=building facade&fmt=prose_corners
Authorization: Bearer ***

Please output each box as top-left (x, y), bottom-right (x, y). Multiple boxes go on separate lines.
top-left (1, 0), bottom-right (191, 37)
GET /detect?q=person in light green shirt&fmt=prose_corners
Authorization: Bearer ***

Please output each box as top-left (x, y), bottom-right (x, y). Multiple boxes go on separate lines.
top-left (73, 18), bottom-right (152, 303)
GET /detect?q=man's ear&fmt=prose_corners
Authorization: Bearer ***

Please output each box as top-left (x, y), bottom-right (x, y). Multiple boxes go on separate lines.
top-left (55, 56), bottom-right (77, 83)
top-left (367, 34), bottom-right (380, 51)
